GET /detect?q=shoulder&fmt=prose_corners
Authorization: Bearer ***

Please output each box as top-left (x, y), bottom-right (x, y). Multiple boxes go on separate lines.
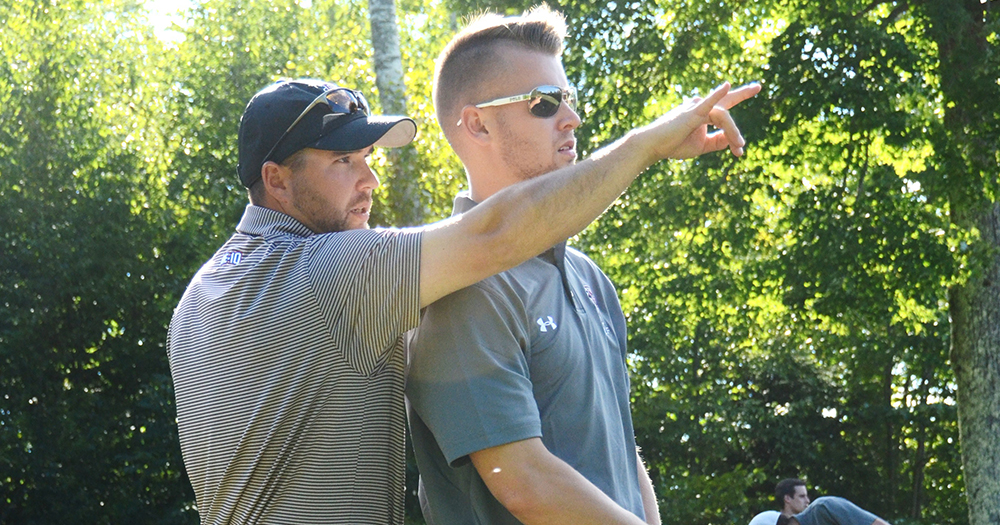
top-left (303, 227), bottom-right (421, 269)
top-left (409, 270), bottom-right (536, 352)
top-left (433, 258), bottom-right (544, 308)
top-left (307, 227), bottom-right (420, 253)
top-left (421, 275), bottom-right (522, 323)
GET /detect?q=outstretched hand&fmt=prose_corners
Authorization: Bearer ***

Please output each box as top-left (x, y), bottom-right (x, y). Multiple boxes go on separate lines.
top-left (640, 82), bottom-right (762, 161)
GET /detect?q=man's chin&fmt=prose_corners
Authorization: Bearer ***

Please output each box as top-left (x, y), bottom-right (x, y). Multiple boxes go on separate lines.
top-left (527, 159), bottom-right (576, 180)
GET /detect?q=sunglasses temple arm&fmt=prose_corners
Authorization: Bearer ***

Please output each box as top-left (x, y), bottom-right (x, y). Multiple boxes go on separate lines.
top-left (475, 94), bottom-right (532, 108)
top-left (261, 96), bottom-right (328, 163)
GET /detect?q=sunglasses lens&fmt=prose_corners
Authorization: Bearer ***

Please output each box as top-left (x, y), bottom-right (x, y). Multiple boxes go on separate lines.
top-left (528, 86), bottom-right (563, 117)
top-left (325, 89), bottom-right (370, 116)
top-left (528, 86), bottom-right (577, 118)
top-left (354, 91), bottom-right (370, 114)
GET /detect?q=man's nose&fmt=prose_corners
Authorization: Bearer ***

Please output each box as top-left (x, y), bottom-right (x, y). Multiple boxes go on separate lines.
top-left (359, 164), bottom-right (380, 191)
top-left (558, 102), bottom-right (582, 131)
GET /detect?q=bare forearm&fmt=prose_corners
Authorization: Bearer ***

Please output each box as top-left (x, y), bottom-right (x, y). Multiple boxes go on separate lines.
top-left (473, 438), bottom-right (647, 525)
top-left (509, 463), bottom-right (648, 525)
top-left (636, 452), bottom-right (661, 525)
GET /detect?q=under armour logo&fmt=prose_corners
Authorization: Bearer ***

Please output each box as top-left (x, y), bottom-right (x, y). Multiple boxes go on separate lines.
top-left (536, 316), bottom-right (558, 332)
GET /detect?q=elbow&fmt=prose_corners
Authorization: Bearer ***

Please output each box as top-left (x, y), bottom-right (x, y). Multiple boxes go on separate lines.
top-left (490, 481), bottom-right (547, 522)
top-left (466, 216), bottom-right (537, 278)
top-left (471, 439), bottom-right (561, 523)
top-left (488, 229), bottom-right (536, 272)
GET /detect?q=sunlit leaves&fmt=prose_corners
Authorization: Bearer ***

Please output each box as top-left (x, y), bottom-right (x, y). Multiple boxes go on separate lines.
top-left (0, 0), bottom-right (195, 522)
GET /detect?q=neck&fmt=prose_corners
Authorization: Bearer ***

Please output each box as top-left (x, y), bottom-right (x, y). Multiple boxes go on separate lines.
top-left (467, 170), bottom-right (508, 203)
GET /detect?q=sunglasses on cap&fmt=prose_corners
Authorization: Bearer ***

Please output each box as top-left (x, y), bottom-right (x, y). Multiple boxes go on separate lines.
top-left (263, 87), bottom-right (370, 164)
top-left (459, 85), bottom-right (578, 125)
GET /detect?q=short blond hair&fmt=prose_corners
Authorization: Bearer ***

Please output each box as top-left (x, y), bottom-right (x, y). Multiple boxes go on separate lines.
top-left (433, 5), bottom-right (567, 136)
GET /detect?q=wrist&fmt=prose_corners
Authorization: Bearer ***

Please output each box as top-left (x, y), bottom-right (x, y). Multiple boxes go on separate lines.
top-left (594, 126), bottom-right (659, 174)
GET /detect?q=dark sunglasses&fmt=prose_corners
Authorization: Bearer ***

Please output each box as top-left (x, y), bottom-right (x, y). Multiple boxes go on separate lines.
top-left (464, 85), bottom-right (578, 124)
top-left (263, 87), bottom-right (370, 164)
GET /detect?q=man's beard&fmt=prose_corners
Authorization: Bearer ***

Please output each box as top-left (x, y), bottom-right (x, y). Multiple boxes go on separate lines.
top-left (494, 113), bottom-right (566, 182)
top-left (291, 185), bottom-right (368, 233)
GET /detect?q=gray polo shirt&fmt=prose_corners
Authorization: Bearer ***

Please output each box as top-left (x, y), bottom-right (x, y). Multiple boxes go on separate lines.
top-left (405, 194), bottom-right (644, 524)
top-left (167, 205), bottom-right (421, 524)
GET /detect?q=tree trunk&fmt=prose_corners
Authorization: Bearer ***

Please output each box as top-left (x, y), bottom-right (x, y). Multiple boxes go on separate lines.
top-left (949, 202), bottom-right (1000, 525)
top-left (930, 1), bottom-right (1000, 523)
top-left (883, 358), bottom-right (897, 516)
top-left (911, 382), bottom-right (927, 520)
top-left (368, 0), bottom-right (406, 115)
top-left (367, 0), bottom-right (424, 226)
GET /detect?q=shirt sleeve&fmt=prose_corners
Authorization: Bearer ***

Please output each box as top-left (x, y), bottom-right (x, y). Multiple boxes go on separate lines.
top-left (306, 227), bottom-right (422, 376)
top-left (406, 281), bottom-right (542, 466)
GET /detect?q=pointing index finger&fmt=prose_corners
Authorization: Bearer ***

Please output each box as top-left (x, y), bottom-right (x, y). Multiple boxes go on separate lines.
top-left (695, 82), bottom-right (732, 116)
top-left (718, 82), bottom-right (762, 110)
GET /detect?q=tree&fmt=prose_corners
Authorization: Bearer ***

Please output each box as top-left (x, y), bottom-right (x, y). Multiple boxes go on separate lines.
top-left (758, 2), bottom-right (998, 523)
top-left (0, 0), bottom-right (195, 521)
top-left (369, 0), bottom-right (425, 225)
top-left (926, 2), bottom-right (1000, 524)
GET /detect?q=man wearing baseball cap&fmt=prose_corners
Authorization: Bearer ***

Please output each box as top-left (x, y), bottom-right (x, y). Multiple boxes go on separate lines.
top-left (167, 76), bottom-right (756, 524)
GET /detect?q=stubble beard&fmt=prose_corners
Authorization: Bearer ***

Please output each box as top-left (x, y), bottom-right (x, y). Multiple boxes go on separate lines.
top-left (291, 183), bottom-right (355, 233)
top-left (494, 113), bottom-right (566, 182)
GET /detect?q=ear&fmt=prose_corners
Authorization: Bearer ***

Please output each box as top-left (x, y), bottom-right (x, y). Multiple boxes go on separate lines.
top-left (456, 105), bottom-right (492, 146)
top-left (261, 161), bottom-right (293, 204)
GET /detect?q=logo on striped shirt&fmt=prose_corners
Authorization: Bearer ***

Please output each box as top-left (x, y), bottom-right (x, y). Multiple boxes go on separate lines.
top-left (222, 251), bottom-right (243, 265)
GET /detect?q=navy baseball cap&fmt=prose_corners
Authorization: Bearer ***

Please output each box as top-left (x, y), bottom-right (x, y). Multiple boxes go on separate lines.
top-left (237, 78), bottom-right (417, 188)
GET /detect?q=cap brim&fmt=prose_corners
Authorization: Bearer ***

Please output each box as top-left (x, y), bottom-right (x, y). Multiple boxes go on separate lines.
top-left (310, 115), bottom-right (416, 152)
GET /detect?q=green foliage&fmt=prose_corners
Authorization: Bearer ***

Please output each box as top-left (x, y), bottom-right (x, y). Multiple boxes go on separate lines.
top-left (0, 0), bottom-right (195, 522)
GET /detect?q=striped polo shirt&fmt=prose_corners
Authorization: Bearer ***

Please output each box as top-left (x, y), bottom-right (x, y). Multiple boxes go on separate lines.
top-left (167, 205), bottom-right (422, 524)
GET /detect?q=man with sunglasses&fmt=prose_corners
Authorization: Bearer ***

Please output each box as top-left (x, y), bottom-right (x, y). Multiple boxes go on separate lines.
top-left (405, 7), bottom-right (759, 525)
top-left (168, 20), bottom-right (757, 525)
